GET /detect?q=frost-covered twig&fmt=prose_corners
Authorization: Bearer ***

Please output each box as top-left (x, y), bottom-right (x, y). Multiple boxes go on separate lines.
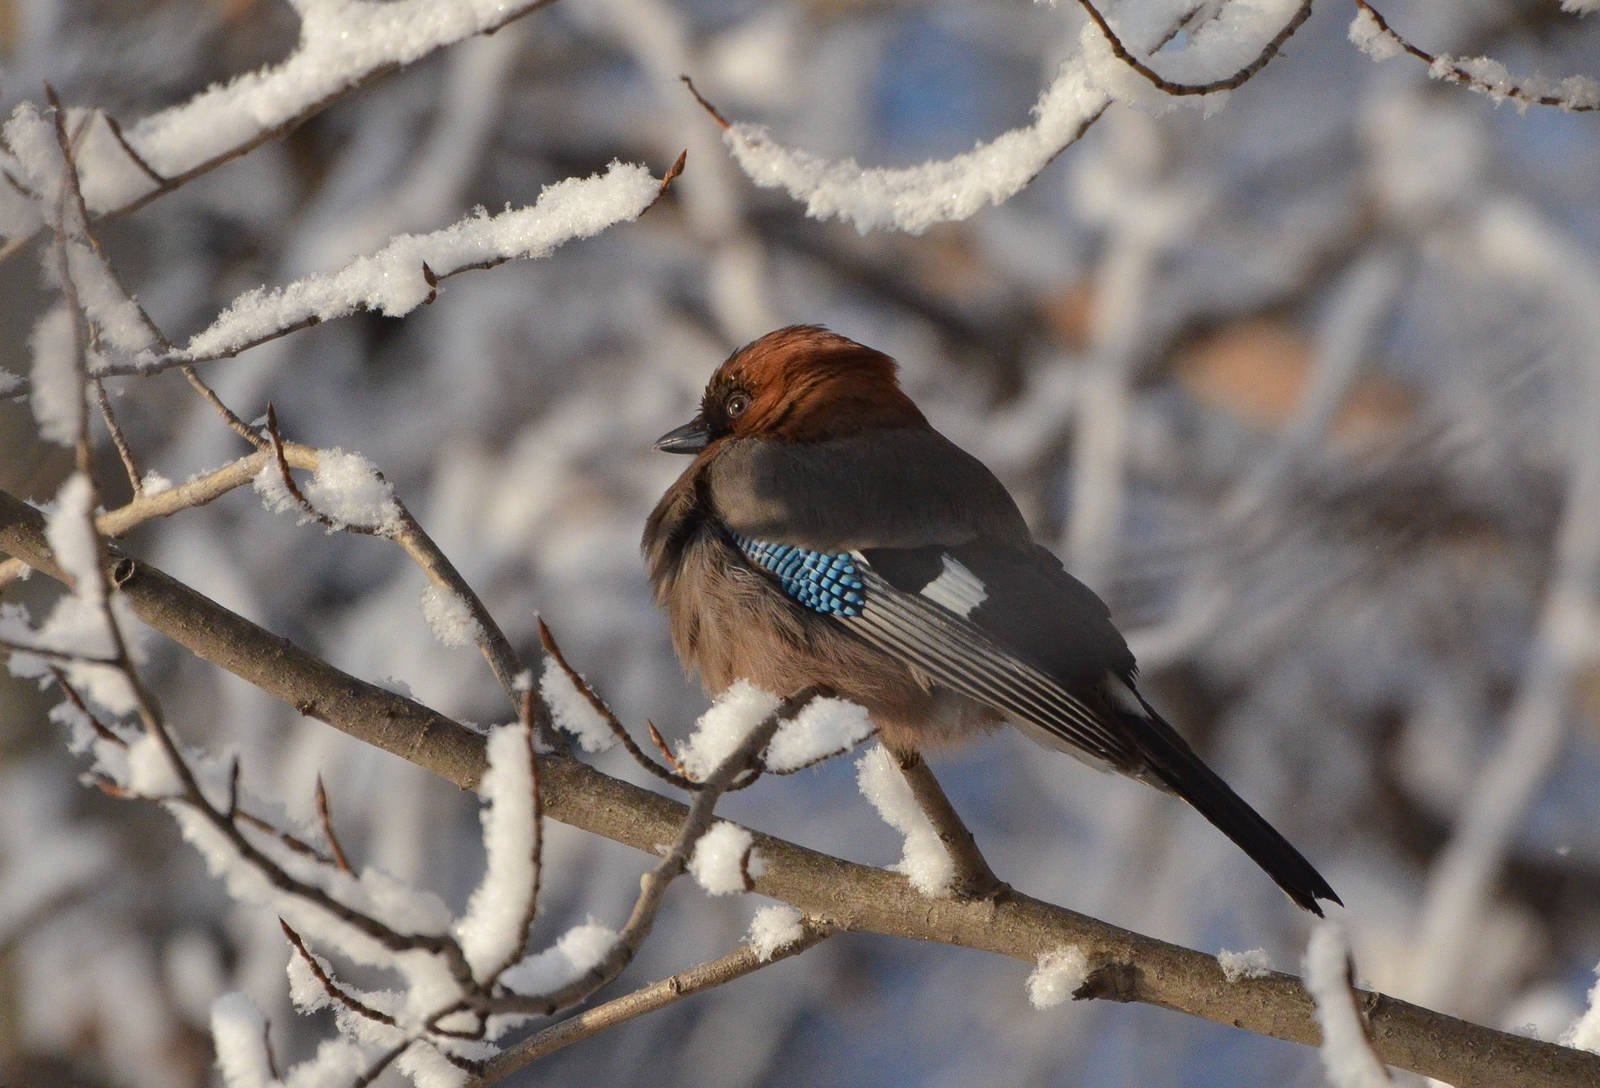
top-left (1350, 1), bottom-right (1600, 112)
top-left (1075, 0), bottom-right (1313, 96)
top-left (539, 618), bottom-right (700, 789)
top-left (44, 87), bottom-right (145, 496)
top-left (889, 748), bottom-right (1004, 900)
top-left (479, 687), bottom-right (822, 1020)
top-left (95, 161), bottom-right (675, 378)
top-left (473, 918), bottom-right (830, 1085)
top-left (0, 0), bottom-right (566, 262)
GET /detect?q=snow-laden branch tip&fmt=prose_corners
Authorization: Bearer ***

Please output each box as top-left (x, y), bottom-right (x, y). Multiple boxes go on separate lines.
top-left (705, 0), bottom-right (1316, 233)
top-left (0, 0), bottom-right (559, 237)
top-left (1305, 922), bottom-right (1393, 1087)
top-left (99, 162), bottom-right (664, 375)
top-left (855, 745), bottom-right (954, 896)
top-left (1349, 2), bottom-right (1600, 113)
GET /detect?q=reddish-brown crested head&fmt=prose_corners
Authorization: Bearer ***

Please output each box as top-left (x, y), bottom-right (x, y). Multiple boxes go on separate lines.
top-left (699, 325), bottom-right (926, 445)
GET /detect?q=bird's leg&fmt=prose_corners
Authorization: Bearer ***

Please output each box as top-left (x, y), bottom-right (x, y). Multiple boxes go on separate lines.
top-left (888, 747), bottom-right (1008, 902)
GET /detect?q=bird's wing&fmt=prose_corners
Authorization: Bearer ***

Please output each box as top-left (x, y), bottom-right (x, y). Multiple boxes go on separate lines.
top-left (725, 532), bottom-right (1343, 913)
top-left (725, 532), bottom-right (1146, 771)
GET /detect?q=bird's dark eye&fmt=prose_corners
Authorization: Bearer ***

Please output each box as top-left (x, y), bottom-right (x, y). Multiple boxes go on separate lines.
top-left (725, 392), bottom-right (751, 419)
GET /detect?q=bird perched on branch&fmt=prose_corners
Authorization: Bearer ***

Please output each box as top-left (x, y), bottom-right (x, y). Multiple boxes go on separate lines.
top-left (643, 326), bottom-right (1340, 915)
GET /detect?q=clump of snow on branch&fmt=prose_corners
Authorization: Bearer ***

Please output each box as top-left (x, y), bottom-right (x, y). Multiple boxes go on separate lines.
top-left (496, 921), bottom-right (619, 1005)
top-left (1347, 8), bottom-right (1404, 63)
top-left (688, 821), bottom-right (763, 895)
top-left (540, 655), bottom-right (617, 754)
top-left (763, 695), bottom-right (874, 771)
top-left (253, 449), bottom-right (403, 533)
top-left (160, 163), bottom-right (660, 364)
top-left (1218, 947), bottom-right (1273, 982)
top-left (419, 584), bottom-right (484, 649)
top-left (1563, 962), bottom-right (1600, 1054)
top-left (456, 723), bottom-right (538, 977)
top-left (746, 905), bottom-right (805, 962)
top-left (1026, 946), bottom-right (1090, 1010)
top-left (677, 680), bottom-right (781, 779)
top-left (1305, 922), bottom-right (1392, 1087)
top-left (855, 745), bottom-right (954, 896)
top-left (305, 450), bottom-right (402, 533)
top-left (29, 306), bottom-right (84, 446)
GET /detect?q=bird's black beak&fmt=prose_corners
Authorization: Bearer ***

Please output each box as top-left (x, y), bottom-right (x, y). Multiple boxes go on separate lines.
top-left (654, 415), bottom-right (711, 454)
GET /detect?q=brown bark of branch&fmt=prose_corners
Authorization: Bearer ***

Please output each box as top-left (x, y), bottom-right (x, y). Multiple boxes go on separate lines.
top-left (1, 485), bottom-right (1594, 1088)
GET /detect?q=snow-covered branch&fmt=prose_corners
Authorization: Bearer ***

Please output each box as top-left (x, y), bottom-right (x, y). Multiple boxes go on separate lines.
top-left (1349, 2), bottom-right (1600, 112)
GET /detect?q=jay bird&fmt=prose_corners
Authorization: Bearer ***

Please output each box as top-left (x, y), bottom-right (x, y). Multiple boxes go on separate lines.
top-left (644, 326), bottom-right (1340, 914)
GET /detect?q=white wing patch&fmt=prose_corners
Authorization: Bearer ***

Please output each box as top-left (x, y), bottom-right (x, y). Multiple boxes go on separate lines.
top-left (918, 555), bottom-right (989, 618)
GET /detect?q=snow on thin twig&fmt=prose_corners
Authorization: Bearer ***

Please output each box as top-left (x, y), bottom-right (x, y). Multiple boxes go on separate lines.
top-left (677, 680), bottom-right (782, 780)
top-left (1304, 922), bottom-right (1392, 1087)
top-left (855, 744), bottom-right (954, 896)
top-left (746, 905), bottom-right (805, 962)
top-left (540, 654), bottom-right (617, 754)
top-left (110, 162), bottom-right (661, 373)
top-left (456, 723), bottom-right (540, 978)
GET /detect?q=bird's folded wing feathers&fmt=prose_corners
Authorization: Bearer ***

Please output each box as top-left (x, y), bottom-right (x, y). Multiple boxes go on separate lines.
top-left (726, 531), bottom-right (1149, 770)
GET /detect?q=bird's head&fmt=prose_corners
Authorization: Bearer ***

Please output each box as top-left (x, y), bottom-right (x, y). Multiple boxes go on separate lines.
top-left (654, 325), bottom-right (927, 455)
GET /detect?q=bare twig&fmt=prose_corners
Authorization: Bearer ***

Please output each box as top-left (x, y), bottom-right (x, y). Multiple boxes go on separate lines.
top-left (1352, 0), bottom-right (1599, 112)
top-left (474, 921), bottom-right (831, 1084)
top-left (1074, 0), bottom-right (1313, 96)
top-left (679, 76), bottom-right (731, 129)
top-left (889, 748), bottom-right (1004, 900)
top-left (314, 775), bottom-right (354, 875)
top-left (539, 619), bottom-right (698, 789)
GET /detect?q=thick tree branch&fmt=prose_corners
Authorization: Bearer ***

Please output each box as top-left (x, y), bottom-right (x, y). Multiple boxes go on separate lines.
top-left (0, 487), bottom-right (1593, 1088)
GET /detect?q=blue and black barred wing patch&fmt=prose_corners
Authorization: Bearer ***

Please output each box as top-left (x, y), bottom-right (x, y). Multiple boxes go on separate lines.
top-left (728, 532), bottom-right (865, 616)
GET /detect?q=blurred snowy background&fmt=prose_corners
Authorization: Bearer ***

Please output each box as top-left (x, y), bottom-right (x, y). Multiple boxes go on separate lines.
top-left (2, 0), bottom-right (1599, 1084)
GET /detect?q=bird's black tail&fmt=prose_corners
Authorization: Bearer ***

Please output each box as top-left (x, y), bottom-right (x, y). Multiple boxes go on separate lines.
top-left (1126, 695), bottom-right (1341, 915)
